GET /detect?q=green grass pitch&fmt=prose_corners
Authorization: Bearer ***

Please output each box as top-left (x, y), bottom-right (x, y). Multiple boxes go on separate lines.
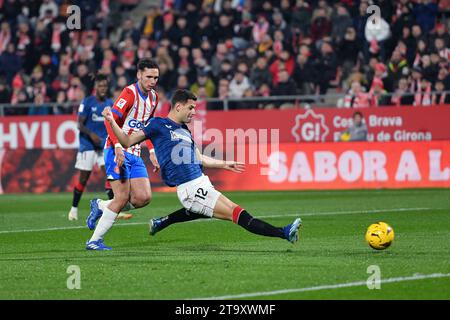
top-left (0, 189), bottom-right (449, 300)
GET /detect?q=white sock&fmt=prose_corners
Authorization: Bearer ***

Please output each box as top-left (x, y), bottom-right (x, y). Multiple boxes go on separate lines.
top-left (70, 207), bottom-right (78, 212)
top-left (90, 207), bottom-right (118, 242)
top-left (98, 199), bottom-right (112, 211)
top-left (99, 199), bottom-right (134, 212)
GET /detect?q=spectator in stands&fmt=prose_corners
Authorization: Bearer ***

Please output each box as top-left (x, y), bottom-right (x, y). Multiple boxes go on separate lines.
top-left (234, 11), bottom-right (254, 49)
top-left (252, 14), bottom-right (270, 44)
top-left (272, 69), bottom-right (298, 98)
top-left (314, 41), bottom-right (337, 95)
top-left (217, 59), bottom-right (234, 82)
top-left (190, 70), bottom-right (216, 98)
top-left (0, 21), bottom-right (11, 55)
top-left (140, 5), bottom-right (163, 40)
top-left (409, 66), bottom-right (424, 96)
top-left (437, 66), bottom-right (450, 90)
top-left (211, 42), bottom-right (234, 79)
top-left (53, 90), bottom-right (69, 115)
top-left (39, 0), bottom-right (58, 20)
top-left (432, 80), bottom-right (450, 104)
top-left (338, 27), bottom-right (360, 78)
top-left (331, 5), bottom-right (353, 46)
top-left (233, 88), bottom-right (259, 110)
top-left (176, 74), bottom-right (190, 91)
top-left (0, 77), bottom-right (12, 114)
top-left (388, 49), bottom-right (409, 86)
top-left (0, 43), bottom-right (22, 84)
top-left (340, 111), bottom-right (368, 142)
top-left (250, 56), bottom-right (272, 91)
top-left (291, 0), bottom-right (312, 36)
top-left (229, 71), bottom-right (251, 98)
top-left (372, 62), bottom-right (394, 93)
top-left (392, 77), bottom-right (415, 106)
top-left (269, 50), bottom-right (295, 86)
top-left (434, 37), bottom-right (450, 62)
top-left (28, 91), bottom-right (50, 115)
top-left (339, 81), bottom-right (371, 108)
top-left (310, 7), bottom-right (331, 43)
top-left (412, 0), bottom-right (438, 33)
top-left (369, 77), bottom-right (391, 107)
top-left (0, 0), bottom-right (447, 115)
top-left (414, 77), bottom-right (433, 106)
top-left (292, 45), bottom-right (315, 95)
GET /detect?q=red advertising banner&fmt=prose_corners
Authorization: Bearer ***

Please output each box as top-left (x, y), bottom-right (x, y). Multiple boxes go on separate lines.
top-left (207, 141), bottom-right (450, 190)
top-left (1, 106), bottom-right (450, 149)
top-left (0, 115), bottom-right (78, 149)
top-left (0, 141), bottom-right (448, 193)
top-left (198, 105), bottom-right (450, 144)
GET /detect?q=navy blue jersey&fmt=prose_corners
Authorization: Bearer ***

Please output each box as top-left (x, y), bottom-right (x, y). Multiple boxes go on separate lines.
top-left (143, 117), bottom-right (203, 187)
top-left (78, 96), bottom-right (113, 152)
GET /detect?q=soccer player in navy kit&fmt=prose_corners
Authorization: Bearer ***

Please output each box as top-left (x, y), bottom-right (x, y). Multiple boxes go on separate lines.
top-left (100, 89), bottom-right (302, 249)
top-left (68, 74), bottom-right (116, 221)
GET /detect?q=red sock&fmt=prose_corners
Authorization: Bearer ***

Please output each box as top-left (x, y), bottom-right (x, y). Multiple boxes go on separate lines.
top-left (75, 182), bottom-right (85, 192)
top-left (232, 206), bottom-right (244, 224)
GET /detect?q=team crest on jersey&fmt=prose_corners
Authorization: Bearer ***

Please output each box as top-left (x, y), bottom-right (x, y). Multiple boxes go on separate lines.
top-left (116, 98), bottom-right (127, 109)
top-left (170, 130), bottom-right (192, 143)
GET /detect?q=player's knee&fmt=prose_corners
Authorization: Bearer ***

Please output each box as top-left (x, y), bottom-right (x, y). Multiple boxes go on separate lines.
top-left (131, 191), bottom-right (151, 208)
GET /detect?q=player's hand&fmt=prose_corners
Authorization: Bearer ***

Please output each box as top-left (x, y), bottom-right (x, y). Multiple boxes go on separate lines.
top-left (224, 161), bottom-right (245, 173)
top-left (102, 107), bottom-right (113, 123)
top-left (149, 150), bottom-right (160, 173)
top-left (114, 146), bottom-right (125, 167)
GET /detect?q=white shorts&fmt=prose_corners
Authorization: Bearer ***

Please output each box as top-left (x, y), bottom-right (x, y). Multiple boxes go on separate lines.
top-left (176, 175), bottom-right (221, 218)
top-left (75, 150), bottom-right (105, 171)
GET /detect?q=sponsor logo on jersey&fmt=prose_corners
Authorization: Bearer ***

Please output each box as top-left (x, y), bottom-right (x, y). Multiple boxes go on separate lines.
top-left (116, 98), bottom-right (127, 109)
top-left (128, 119), bottom-right (145, 129)
top-left (92, 114), bottom-right (105, 122)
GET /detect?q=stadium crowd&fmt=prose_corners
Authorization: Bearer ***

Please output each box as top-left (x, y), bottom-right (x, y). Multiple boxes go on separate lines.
top-left (0, 0), bottom-right (449, 114)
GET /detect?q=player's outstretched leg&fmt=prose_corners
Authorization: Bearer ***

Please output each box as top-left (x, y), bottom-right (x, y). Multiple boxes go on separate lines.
top-left (214, 195), bottom-right (302, 244)
top-left (68, 170), bottom-right (91, 221)
top-left (86, 180), bottom-right (130, 249)
top-left (87, 198), bottom-right (136, 230)
top-left (149, 208), bottom-right (208, 236)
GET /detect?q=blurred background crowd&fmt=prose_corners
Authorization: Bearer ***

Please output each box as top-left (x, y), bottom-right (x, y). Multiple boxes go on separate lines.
top-left (0, 0), bottom-right (449, 115)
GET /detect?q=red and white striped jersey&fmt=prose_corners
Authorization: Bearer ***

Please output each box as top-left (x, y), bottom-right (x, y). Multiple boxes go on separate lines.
top-left (105, 82), bottom-right (158, 156)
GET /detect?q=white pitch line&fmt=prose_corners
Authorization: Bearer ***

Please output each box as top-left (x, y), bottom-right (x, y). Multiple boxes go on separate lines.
top-left (193, 272), bottom-right (450, 300)
top-left (0, 207), bottom-right (445, 234)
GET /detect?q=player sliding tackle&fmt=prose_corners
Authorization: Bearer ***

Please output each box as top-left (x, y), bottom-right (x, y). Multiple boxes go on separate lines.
top-left (102, 89), bottom-right (302, 247)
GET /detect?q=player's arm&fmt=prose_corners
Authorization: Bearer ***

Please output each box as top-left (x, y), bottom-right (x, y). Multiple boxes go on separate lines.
top-left (146, 90), bottom-right (159, 172)
top-left (77, 101), bottom-right (101, 146)
top-left (103, 108), bottom-right (146, 148)
top-left (195, 148), bottom-right (245, 173)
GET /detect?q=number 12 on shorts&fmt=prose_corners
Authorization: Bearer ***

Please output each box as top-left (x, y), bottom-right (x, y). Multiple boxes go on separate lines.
top-left (195, 188), bottom-right (208, 200)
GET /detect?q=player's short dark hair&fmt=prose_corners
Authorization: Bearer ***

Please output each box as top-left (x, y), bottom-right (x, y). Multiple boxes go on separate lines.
top-left (171, 89), bottom-right (197, 109)
top-left (137, 58), bottom-right (159, 71)
top-left (95, 73), bottom-right (109, 83)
